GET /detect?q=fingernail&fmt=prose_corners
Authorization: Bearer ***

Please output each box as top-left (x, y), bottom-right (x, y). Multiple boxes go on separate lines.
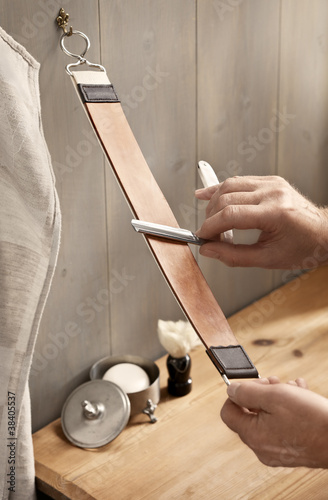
top-left (227, 383), bottom-right (240, 398)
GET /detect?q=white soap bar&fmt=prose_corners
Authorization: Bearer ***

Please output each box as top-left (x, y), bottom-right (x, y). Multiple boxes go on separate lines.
top-left (103, 363), bottom-right (150, 394)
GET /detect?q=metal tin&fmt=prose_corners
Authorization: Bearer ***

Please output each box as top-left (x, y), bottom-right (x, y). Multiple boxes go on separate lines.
top-left (61, 379), bottom-right (130, 448)
top-left (90, 355), bottom-right (160, 420)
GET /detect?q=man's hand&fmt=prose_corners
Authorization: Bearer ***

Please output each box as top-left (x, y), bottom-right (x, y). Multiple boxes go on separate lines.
top-left (195, 176), bottom-right (328, 268)
top-left (220, 377), bottom-right (328, 468)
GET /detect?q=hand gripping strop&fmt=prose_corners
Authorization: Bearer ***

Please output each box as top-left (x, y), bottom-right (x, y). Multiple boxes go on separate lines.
top-left (57, 17), bottom-right (259, 385)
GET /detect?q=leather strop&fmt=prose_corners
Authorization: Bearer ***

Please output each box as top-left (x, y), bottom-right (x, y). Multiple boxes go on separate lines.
top-left (68, 69), bottom-right (259, 385)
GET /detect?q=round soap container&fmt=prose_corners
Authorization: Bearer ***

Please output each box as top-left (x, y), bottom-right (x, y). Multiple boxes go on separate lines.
top-left (90, 355), bottom-right (160, 422)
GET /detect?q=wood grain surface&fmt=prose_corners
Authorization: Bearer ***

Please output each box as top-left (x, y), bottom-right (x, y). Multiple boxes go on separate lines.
top-left (1, 0), bottom-right (328, 433)
top-left (33, 266), bottom-right (328, 500)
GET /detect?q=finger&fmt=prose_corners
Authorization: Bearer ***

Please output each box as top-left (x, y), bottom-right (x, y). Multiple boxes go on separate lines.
top-left (206, 191), bottom-right (263, 219)
top-left (253, 378), bottom-right (271, 385)
top-left (287, 378), bottom-right (308, 388)
top-left (195, 176), bottom-right (270, 205)
top-left (216, 176), bottom-right (282, 198)
top-left (226, 382), bottom-right (271, 412)
top-left (199, 241), bottom-right (273, 268)
top-left (220, 398), bottom-right (258, 437)
top-left (267, 376), bottom-right (281, 384)
top-left (246, 378), bottom-right (273, 414)
top-left (195, 185), bottom-right (219, 200)
top-left (231, 377), bottom-right (277, 386)
top-left (295, 377), bottom-right (308, 389)
top-left (196, 205), bottom-right (267, 239)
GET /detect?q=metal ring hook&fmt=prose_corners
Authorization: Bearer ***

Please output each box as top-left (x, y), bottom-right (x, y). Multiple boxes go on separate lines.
top-left (59, 30), bottom-right (106, 76)
top-left (57, 8), bottom-right (106, 76)
top-left (60, 30), bottom-right (90, 60)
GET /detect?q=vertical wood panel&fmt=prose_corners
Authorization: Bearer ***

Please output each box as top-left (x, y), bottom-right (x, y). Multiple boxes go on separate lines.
top-left (273, 0), bottom-right (328, 287)
top-left (0, 1), bottom-right (111, 431)
top-left (1, 0), bottom-right (328, 434)
top-left (99, 0), bottom-right (197, 357)
top-left (197, 0), bottom-right (281, 316)
top-left (278, 0), bottom-right (328, 204)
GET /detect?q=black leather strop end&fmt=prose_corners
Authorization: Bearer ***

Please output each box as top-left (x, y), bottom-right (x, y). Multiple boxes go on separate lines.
top-left (78, 83), bottom-right (120, 103)
top-left (206, 345), bottom-right (259, 380)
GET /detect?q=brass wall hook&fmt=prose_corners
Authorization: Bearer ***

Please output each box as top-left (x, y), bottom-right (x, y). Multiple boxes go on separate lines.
top-left (56, 8), bottom-right (106, 76)
top-left (56, 8), bottom-right (73, 36)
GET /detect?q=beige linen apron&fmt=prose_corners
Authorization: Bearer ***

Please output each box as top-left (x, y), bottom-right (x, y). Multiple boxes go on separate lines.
top-left (0, 26), bottom-right (61, 499)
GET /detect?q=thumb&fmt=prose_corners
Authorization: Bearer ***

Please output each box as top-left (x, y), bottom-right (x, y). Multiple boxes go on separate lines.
top-left (221, 382), bottom-right (274, 437)
top-left (227, 382), bottom-right (270, 412)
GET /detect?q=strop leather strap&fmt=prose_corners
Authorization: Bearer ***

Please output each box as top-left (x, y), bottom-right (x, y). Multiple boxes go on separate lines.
top-left (69, 69), bottom-right (259, 385)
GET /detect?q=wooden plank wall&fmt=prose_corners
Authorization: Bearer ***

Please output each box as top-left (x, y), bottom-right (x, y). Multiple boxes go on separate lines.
top-left (99, 0), bottom-right (196, 357)
top-left (197, 0), bottom-right (281, 313)
top-left (1, 0), bottom-right (328, 432)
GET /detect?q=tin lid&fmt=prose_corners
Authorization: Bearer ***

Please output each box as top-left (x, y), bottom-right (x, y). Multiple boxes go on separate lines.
top-left (61, 379), bottom-right (130, 448)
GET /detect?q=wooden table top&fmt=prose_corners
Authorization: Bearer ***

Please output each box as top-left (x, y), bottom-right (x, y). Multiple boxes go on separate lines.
top-left (33, 266), bottom-right (328, 499)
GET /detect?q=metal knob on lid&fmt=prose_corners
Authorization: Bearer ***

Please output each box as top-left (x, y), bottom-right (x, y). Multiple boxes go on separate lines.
top-left (90, 355), bottom-right (160, 421)
top-left (81, 400), bottom-right (105, 420)
top-left (61, 380), bottom-right (130, 448)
